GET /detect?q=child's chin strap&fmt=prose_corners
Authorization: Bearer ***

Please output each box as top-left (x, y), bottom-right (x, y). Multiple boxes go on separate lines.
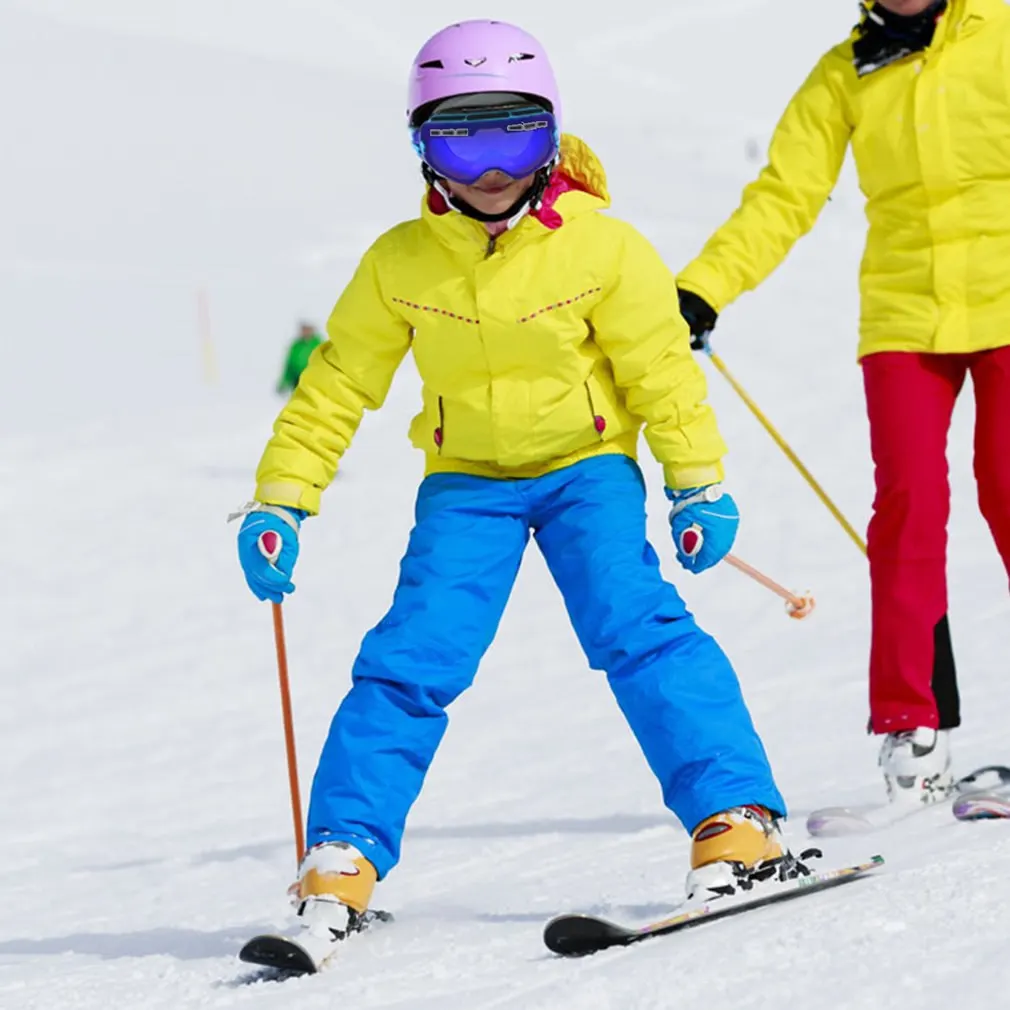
top-left (423, 160), bottom-right (558, 230)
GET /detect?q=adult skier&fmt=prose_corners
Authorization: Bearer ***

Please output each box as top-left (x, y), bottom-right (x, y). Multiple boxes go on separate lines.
top-left (677, 0), bottom-right (1010, 805)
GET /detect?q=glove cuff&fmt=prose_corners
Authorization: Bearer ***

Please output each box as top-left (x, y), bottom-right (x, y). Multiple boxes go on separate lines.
top-left (227, 501), bottom-right (305, 532)
top-left (665, 484), bottom-right (724, 517)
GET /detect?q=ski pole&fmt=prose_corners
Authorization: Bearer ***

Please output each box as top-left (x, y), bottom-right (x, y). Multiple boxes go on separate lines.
top-left (255, 527), bottom-right (306, 865)
top-left (703, 347), bottom-right (867, 557)
top-left (270, 601), bottom-right (306, 865)
top-left (681, 523), bottom-right (815, 619)
top-left (725, 553), bottom-right (816, 620)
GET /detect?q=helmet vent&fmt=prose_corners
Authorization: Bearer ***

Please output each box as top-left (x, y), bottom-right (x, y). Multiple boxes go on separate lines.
top-left (508, 52), bottom-right (535, 63)
top-left (419, 59), bottom-right (444, 69)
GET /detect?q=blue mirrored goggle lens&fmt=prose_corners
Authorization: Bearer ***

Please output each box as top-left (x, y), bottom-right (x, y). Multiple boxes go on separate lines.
top-left (415, 111), bottom-right (558, 185)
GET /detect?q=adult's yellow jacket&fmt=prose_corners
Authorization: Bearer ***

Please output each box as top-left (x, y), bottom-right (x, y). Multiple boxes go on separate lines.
top-left (678, 0), bottom-right (1010, 360)
top-left (256, 136), bottom-right (726, 515)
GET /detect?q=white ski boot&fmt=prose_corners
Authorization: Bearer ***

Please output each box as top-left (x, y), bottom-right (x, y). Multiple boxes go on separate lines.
top-left (685, 805), bottom-right (816, 902)
top-left (879, 727), bottom-right (953, 806)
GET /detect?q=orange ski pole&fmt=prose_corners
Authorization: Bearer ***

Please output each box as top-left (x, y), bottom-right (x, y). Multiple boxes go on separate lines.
top-left (271, 601), bottom-right (306, 864)
top-left (724, 553), bottom-right (816, 620)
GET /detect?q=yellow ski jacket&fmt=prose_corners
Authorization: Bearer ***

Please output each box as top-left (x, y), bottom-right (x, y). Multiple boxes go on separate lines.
top-left (678, 0), bottom-right (1010, 359)
top-left (256, 136), bottom-right (726, 514)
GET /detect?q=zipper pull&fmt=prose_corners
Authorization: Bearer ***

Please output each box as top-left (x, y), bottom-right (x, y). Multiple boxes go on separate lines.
top-left (485, 234), bottom-right (497, 258)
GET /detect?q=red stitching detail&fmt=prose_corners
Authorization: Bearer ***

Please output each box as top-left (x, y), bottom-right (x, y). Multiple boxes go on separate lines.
top-left (518, 287), bottom-right (602, 323)
top-left (391, 297), bottom-right (479, 325)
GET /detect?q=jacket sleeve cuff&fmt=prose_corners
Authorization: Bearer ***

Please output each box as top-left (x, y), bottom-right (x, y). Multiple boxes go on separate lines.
top-left (675, 266), bottom-right (728, 315)
top-left (255, 481), bottom-right (322, 516)
top-left (662, 461), bottom-right (725, 492)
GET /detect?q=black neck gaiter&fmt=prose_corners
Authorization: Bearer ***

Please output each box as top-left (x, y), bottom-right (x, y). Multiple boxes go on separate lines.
top-left (853, 1), bottom-right (949, 77)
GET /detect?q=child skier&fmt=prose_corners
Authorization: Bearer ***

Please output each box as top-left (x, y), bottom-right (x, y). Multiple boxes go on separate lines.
top-left (235, 19), bottom-right (793, 971)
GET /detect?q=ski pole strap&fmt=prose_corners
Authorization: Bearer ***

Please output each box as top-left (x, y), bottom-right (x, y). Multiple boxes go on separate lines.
top-left (226, 501), bottom-right (303, 533)
top-left (667, 484), bottom-right (724, 518)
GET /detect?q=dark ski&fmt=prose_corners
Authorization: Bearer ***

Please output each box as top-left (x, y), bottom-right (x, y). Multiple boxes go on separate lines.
top-left (239, 909), bottom-right (393, 977)
top-left (543, 855), bottom-right (884, 957)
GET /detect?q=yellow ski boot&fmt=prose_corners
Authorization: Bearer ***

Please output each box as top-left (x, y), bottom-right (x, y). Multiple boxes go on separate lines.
top-left (686, 805), bottom-right (804, 902)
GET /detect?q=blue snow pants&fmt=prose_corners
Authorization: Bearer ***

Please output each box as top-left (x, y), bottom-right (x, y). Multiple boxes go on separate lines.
top-left (306, 455), bottom-right (785, 877)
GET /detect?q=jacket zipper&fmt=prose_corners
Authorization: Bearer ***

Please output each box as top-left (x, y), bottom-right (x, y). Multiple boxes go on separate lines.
top-left (485, 234), bottom-right (497, 259)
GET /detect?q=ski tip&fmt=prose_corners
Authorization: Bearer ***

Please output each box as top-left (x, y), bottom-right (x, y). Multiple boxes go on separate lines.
top-left (543, 913), bottom-right (630, 958)
top-left (953, 793), bottom-right (1010, 821)
top-left (236, 909), bottom-right (393, 978)
top-left (806, 806), bottom-right (875, 838)
top-left (239, 935), bottom-right (317, 976)
top-left (957, 765), bottom-right (1010, 791)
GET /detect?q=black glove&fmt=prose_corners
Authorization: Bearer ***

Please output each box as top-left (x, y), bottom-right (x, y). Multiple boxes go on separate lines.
top-left (677, 289), bottom-right (718, 351)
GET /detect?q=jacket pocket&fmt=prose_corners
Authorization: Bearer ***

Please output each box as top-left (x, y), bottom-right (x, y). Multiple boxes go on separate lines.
top-left (584, 373), bottom-right (609, 440)
top-left (409, 387), bottom-right (447, 455)
top-left (434, 396), bottom-right (445, 454)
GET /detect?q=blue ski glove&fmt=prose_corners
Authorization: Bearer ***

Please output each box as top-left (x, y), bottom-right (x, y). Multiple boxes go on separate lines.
top-left (233, 504), bottom-right (307, 603)
top-left (665, 485), bottom-right (739, 574)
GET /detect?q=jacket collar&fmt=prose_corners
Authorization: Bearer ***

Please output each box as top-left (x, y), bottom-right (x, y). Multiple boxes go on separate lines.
top-left (851, 0), bottom-right (1003, 74)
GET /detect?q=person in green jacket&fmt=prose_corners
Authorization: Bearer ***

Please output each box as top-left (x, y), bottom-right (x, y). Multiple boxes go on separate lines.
top-left (277, 322), bottom-right (323, 394)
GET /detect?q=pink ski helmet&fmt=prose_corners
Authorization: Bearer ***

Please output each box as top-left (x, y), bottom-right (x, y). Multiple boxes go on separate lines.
top-left (407, 20), bottom-right (561, 129)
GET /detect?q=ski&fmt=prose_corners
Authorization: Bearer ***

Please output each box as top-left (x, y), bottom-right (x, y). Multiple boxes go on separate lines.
top-left (953, 789), bottom-right (1010, 821)
top-left (238, 909), bottom-right (393, 977)
top-left (239, 935), bottom-right (316, 977)
top-left (807, 765), bottom-right (1010, 838)
top-left (543, 855), bottom-right (884, 957)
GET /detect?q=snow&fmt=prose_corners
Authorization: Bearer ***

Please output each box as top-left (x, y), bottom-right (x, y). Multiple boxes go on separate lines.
top-left (2, 0), bottom-right (1010, 1007)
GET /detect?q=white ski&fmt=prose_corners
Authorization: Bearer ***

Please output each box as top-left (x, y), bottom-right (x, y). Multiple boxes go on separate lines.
top-left (953, 788), bottom-right (1010, 821)
top-left (807, 765), bottom-right (1010, 838)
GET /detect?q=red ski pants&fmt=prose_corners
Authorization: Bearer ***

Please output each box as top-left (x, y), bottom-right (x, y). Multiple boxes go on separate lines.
top-left (863, 347), bottom-right (1010, 733)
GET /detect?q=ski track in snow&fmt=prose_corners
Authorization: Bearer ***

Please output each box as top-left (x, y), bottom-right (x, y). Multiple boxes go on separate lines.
top-left (3, 1), bottom-right (1010, 1008)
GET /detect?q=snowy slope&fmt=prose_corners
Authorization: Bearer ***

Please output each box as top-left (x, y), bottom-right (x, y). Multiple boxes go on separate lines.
top-left (3, 1), bottom-right (1010, 1008)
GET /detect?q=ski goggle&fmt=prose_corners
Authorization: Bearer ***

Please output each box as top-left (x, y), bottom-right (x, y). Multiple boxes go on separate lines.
top-left (412, 102), bottom-right (559, 185)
